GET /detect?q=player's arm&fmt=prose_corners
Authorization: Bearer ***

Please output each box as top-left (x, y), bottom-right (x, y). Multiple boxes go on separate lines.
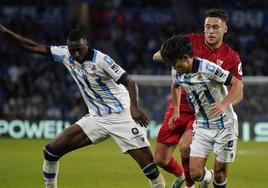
top-left (168, 83), bottom-right (181, 129)
top-left (0, 24), bottom-right (47, 55)
top-left (228, 54), bottom-right (244, 106)
top-left (210, 76), bottom-right (243, 117)
top-left (152, 50), bottom-right (166, 63)
top-left (120, 76), bottom-right (149, 127)
top-left (102, 55), bottom-right (148, 127)
top-left (231, 86), bottom-right (243, 106)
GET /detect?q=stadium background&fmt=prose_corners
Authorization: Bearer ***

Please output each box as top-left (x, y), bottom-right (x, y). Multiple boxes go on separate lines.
top-left (0, 0), bottom-right (268, 187)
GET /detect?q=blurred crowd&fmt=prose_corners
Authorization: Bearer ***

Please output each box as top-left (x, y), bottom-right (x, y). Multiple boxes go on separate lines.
top-left (0, 0), bottom-right (268, 123)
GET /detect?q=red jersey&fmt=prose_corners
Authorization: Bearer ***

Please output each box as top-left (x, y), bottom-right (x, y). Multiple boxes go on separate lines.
top-left (168, 33), bottom-right (243, 113)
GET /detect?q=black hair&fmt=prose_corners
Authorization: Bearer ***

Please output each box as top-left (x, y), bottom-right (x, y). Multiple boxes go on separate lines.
top-left (67, 29), bottom-right (86, 41)
top-left (160, 35), bottom-right (192, 65)
top-left (205, 8), bottom-right (228, 22)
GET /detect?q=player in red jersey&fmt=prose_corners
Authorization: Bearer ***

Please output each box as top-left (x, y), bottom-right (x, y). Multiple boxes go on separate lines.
top-left (153, 9), bottom-right (243, 188)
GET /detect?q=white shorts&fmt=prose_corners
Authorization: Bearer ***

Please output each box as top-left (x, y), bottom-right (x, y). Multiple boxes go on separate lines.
top-left (190, 119), bottom-right (238, 163)
top-left (76, 109), bottom-right (150, 153)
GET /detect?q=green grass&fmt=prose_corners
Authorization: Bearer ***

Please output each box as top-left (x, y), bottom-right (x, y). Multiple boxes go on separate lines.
top-left (0, 138), bottom-right (267, 188)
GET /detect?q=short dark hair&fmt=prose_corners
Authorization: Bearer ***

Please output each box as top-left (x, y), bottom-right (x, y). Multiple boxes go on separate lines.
top-left (160, 35), bottom-right (192, 65)
top-left (67, 29), bottom-right (86, 41)
top-left (205, 8), bottom-right (228, 22)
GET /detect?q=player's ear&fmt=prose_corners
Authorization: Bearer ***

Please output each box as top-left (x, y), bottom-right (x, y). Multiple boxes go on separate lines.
top-left (224, 24), bottom-right (228, 33)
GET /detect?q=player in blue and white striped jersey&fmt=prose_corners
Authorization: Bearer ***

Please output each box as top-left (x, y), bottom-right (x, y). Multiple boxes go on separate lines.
top-left (49, 45), bottom-right (130, 117)
top-left (160, 35), bottom-right (243, 188)
top-left (171, 57), bottom-right (237, 130)
top-left (0, 25), bottom-right (166, 188)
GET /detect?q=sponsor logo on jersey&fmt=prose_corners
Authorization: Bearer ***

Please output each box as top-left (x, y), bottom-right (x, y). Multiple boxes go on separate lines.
top-left (184, 83), bottom-right (207, 92)
top-left (227, 140), bottom-right (234, 147)
top-left (111, 64), bottom-right (120, 73)
top-left (214, 68), bottom-right (224, 77)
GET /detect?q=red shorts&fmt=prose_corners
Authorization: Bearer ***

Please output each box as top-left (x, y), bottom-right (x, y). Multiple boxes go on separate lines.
top-left (157, 112), bottom-right (195, 144)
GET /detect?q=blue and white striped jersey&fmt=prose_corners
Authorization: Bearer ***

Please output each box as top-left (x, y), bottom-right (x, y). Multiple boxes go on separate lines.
top-left (172, 57), bottom-right (237, 129)
top-left (48, 45), bottom-right (130, 116)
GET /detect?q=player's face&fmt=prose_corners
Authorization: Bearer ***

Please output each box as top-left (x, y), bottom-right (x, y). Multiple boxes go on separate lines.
top-left (204, 17), bottom-right (227, 49)
top-left (68, 38), bottom-right (89, 63)
top-left (172, 57), bottom-right (191, 73)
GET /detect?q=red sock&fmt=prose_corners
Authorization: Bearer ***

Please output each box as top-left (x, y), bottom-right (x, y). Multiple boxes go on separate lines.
top-left (182, 156), bottom-right (195, 187)
top-left (162, 156), bottom-right (184, 177)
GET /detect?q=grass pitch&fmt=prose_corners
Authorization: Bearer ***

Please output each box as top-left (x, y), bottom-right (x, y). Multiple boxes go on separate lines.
top-left (0, 138), bottom-right (267, 188)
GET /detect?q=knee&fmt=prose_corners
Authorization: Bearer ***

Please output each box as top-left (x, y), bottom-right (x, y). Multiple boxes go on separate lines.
top-left (43, 144), bottom-right (62, 161)
top-left (154, 155), bottom-right (170, 167)
top-left (190, 167), bottom-right (204, 181)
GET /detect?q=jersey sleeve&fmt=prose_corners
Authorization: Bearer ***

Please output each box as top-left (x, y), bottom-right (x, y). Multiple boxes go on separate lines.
top-left (205, 62), bottom-right (233, 86)
top-left (227, 52), bottom-right (243, 80)
top-left (100, 55), bottom-right (127, 84)
top-left (47, 45), bottom-right (69, 63)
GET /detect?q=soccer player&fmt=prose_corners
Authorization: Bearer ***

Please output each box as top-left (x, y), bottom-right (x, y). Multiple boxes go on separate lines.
top-left (0, 25), bottom-right (166, 188)
top-left (161, 34), bottom-right (243, 188)
top-left (153, 9), bottom-right (243, 188)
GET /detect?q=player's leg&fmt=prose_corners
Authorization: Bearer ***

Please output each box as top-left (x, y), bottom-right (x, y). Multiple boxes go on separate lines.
top-left (189, 156), bottom-right (213, 188)
top-left (213, 160), bottom-right (228, 188)
top-left (179, 130), bottom-right (194, 187)
top-left (128, 147), bottom-right (166, 188)
top-left (107, 109), bottom-right (166, 188)
top-left (212, 124), bottom-right (238, 188)
top-left (178, 117), bottom-right (195, 188)
top-left (43, 123), bottom-right (92, 188)
top-left (154, 114), bottom-right (185, 187)
top-left (189, 127), bottom-right (214, 188)
top-left (154, 142), bottom-right (184, 177)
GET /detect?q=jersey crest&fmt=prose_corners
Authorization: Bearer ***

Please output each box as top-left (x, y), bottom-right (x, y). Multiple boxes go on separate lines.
top-left (216, 59), bottom-right (224, 66)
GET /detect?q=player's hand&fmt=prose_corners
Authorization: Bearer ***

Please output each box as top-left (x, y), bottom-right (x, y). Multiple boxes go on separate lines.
top-left (130, 106), bottom-right (149, 127)
top-left (210, 103), bottom-right (225, 117)
top-left (168, 112), bottom-right (180, 130)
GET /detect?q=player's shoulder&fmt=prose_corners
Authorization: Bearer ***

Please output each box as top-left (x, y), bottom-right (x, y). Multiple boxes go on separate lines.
top-left (222, 42), bottom-right (241, 59)
top-left (90, 49), bottom-right (107, 65)
top-left (197, 57), bottom-right (219, 73)
top-left (48, 45), bottom-right (69, 62)
top-left (94, 49), bottom-right (119, 68)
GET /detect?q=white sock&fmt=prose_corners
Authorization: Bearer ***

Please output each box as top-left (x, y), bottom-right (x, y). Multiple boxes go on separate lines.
top-left (43, 160), bottom-right (59, 188)
top-left (186, 185), bottom-right (195, 188)
top-left (213, 178), bottom-right (227, 187)
top-left (150, 173), bottom-right (166, 188)
top-left (176, 173), bottom-right (185, 180)
top-left (202, 167), bottom-right (212, 182)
